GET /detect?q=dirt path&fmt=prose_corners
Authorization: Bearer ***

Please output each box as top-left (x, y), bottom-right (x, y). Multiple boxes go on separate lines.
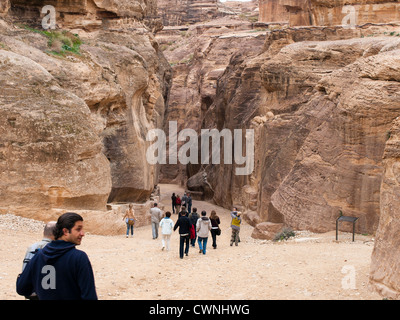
top-left (0, 183), bottom-right (381, 300)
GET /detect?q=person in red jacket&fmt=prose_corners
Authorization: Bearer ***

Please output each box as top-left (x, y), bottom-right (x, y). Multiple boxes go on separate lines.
top-left (175, 194), bottom-right (182, 214)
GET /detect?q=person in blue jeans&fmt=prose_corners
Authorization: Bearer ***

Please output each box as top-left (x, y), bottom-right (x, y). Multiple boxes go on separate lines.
top-left (187, 193), bottom-right (192, 214)
top-left (173, 210), bottom-right (191, 259)
top-left (123, 204), bottom-right (136, 238)
top-left (196, 210), bottom-right (211, 255)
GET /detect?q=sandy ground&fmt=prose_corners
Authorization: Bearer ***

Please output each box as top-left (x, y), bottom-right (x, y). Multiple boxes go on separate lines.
top-left (0, 184), bottom-right (382, 300)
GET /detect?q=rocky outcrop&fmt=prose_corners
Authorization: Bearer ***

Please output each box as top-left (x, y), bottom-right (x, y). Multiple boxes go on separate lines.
top-left (0, 49), bottom-right (112, 210)
top-left (0, 0), bottom-right (10, 17)
top-left (370, 116), bottom-right (400, 299)
top-left (157, 0), bottom-right (259, 26)
top-left (208, 25), bottom-right (400, 235)
top-left (157, 0), bottom-right (221, 26)
top-left (259, 0), bottom-right (400, 26)
top-left (251, 222), bottom-right (284, 240)
top-left (0, 0), bottom-right (172, 231)
top-left (8, 0), bottom-right (159, 31)
top-left (259, 0), bottom-right (311, 26)
top-left (156, 17), bottom-right (266, 189)
top-left (310, 0), bottom-right (400, 26)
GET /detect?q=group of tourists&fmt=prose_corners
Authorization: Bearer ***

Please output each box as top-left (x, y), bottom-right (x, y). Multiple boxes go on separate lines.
top-left (171, 192), bottom-right (192, 214)
top-left (16, 195), bottom-right (243, 299)
top-left (149, 202), bottom-right (223, 259)
top-left (146, 194), bottom-right (242, 259)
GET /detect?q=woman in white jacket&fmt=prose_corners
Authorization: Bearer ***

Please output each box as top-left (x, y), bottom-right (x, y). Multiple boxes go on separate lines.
top-left (196, 210), bottom-right (212, 255)
top-left (160, 211), bottom-right (174, 251)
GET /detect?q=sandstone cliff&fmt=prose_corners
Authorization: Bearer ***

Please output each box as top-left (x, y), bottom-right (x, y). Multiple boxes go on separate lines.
top-left (0, 0), bottom-right (171, 233)
top-left (157, 1), bottom-right (400, 299)
top-left (156, 16), bottom-right (266, 188)
top-left (259, 0), bottom-right (400, 26)
top-left (209, 25), bottom-right (400, 235)
top-left (159, 17), bottom-right (400, 237)
top-left (205, 24), bottom-right (400, 298)
top-left (157, 0), bottom-right (258, 26)
top-left (370, 116), bottom-right (400, 299)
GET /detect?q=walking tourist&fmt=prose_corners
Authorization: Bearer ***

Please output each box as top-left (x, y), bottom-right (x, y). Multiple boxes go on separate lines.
top-left (230, 207), bottom-right (242, 246)
top-left (189, 207), bottom-right (199, 247)
top-left (171, 193), bottom-right (177, 214)
top-left (196, 210), bottom-right (211, 255)
top-left (160, 211), bottom-right (174, 251)
top-left (186, 193), bottom-right (192, 214)
top-left (150, 203), bottom-right (163, 239)
top-left (209, 210), bottom-right (221, 249)
top-left (175, 195), bottom-right (181, 214)
top-left (173, 210), bottom-right (191, 259)
top-left (123, 203), bottom-right (136, 238)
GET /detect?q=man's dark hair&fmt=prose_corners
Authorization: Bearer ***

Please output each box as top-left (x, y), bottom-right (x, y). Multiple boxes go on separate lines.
top-left (165, 211), bottom-right (171, 218)
top-left (53, 212), bottom-right (83, 240)
top-left (201, 210), bottom-right (206, 216)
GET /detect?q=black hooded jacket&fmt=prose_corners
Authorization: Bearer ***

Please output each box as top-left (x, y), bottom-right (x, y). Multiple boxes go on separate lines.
top-left (16, 240), bottom-right (97, 300)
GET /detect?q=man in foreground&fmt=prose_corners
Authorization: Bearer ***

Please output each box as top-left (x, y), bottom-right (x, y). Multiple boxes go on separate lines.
top-left (16, 212), bottom-right (97, 300)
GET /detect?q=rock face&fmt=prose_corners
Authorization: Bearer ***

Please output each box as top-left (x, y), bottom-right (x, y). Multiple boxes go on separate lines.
top-left (156, 17), bottom-right (266, 190)
top-left (370, 116), bottom-right (400, 299)
top-left (157, 0), bottom-right (259, 26)
top-left (157, 0), bottom-right (221, 26)
top-left (251, 222), bottom-right (283, 240)
top-left (0, 49), bottom-right (111, 210)
top-left (259, 0), bottom-right (400, 26)
top-left (208, 25), bottom-right (400, 235)
top-left (8, 0), bottom-right (158, 31)
top-left (0, 0), bottom-right (10, 17)
top-left (0, 0), bottom-right (172, 229)
top-left (259, 0), bottom-right (312, 26)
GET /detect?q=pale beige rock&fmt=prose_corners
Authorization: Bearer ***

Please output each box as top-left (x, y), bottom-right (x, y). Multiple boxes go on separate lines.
top-left (8, 0), bottom-right (157, 31)
top-left (0, 49), bottom-right (112, 211)
top-left (0, 3), bottom-right (172, 215)
top-left (251, 222), bottom-right (284, 240)
top-left (259, 0), bottom-right (400, 26)
top-left (370, 116), bottom-right (400, 300)
top-left (0, 0), bottom-right (10, 17)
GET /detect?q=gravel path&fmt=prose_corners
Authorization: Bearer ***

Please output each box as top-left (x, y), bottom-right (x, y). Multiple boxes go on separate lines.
top-left (0, 184), bottom-right (382, 300)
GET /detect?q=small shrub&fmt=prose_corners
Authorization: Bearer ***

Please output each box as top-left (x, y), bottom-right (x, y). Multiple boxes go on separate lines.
top-left (273, 227), bottom-right (296, 242)
top-left (23, 26), bottom-right (82, 57)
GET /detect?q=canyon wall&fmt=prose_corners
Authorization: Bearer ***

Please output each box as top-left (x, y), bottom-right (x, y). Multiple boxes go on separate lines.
top-left (208, 25), bottom-right (400, 236)
top-left (0, 0), bottom-right (171, 233)
top-left (370, 116), bottom-right (400, 299)
top-left (159, 17), bottom-right (400, 236)
top-left (157, 0), bottom-right (221, 26)
top-left (156, 1), bottom-right (400, 299)
top-left (259, 0), bottom-right (400, 26)
top-left (157, 0), bottom-right (258, 26)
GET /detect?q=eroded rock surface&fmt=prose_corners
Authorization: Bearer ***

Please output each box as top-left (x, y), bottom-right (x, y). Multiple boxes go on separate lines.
top-left (0, 0), bottom-right (172, 227)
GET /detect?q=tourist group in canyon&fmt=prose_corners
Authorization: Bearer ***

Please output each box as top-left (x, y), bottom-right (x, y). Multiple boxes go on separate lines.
top-left (124, 191), bottom-right (242, 259)
top-left (16, 201), bottom-right (243, 300)
top-left (148, 192), bottom-right (242, 259)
